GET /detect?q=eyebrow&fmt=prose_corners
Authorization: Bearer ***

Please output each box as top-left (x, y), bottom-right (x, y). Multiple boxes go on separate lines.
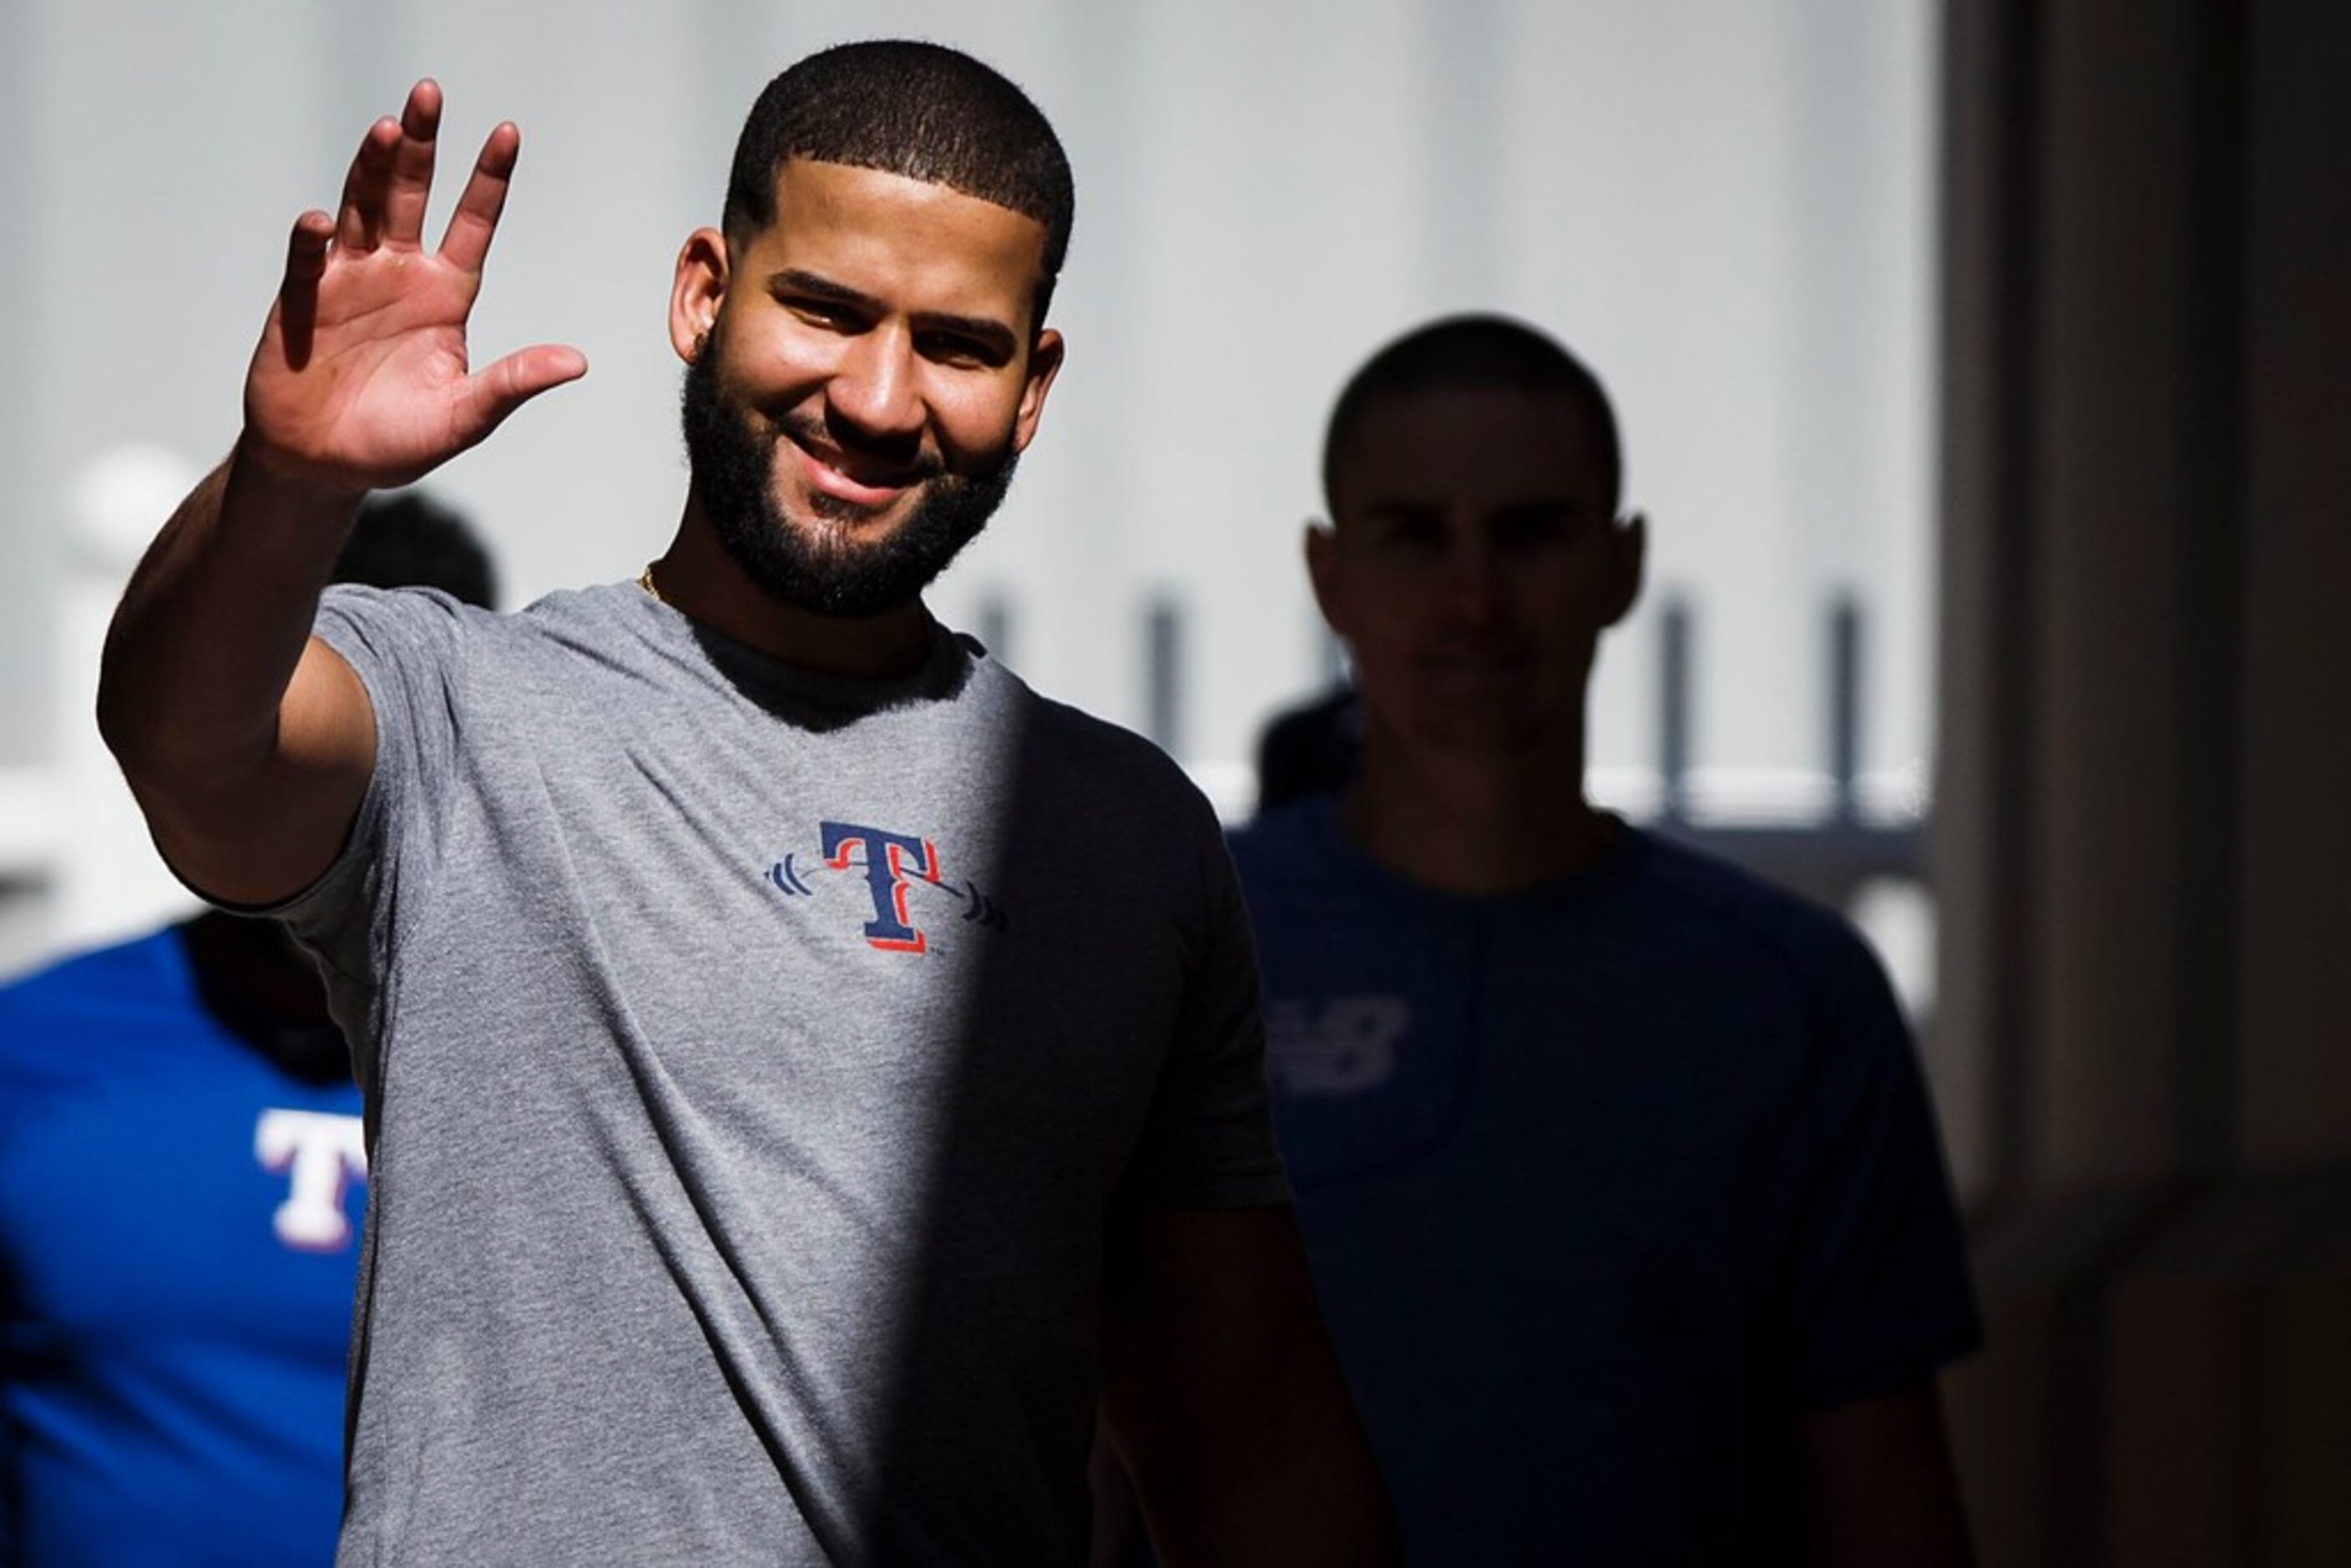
top-left (766, 268), bottom-right (1022, 361)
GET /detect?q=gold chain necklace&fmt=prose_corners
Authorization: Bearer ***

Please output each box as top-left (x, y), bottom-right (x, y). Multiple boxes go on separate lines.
top-left (636, 563), bottom-right (667, 604)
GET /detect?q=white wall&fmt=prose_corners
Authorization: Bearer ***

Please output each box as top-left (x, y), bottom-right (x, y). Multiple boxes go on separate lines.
top-left (0, 0), bottom-right (1935, 971)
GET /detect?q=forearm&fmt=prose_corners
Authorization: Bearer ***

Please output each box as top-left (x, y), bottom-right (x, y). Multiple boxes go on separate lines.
top-left (94, 80), bottom-right (576, 905)
top-left (98, 437), bottom-right (360, 791)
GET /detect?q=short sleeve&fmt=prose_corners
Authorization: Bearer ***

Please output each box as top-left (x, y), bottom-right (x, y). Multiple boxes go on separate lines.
top-left (1116, 821), bottom-right (1293, 1211)
top-left (1782, 933), bottom-right (1983, 1409)
top-left (261, 584), bottom-right (474, 1094)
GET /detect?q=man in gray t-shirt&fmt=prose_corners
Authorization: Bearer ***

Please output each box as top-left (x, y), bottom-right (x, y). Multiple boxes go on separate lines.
top-left (99, 41), bottom-right (1395, 1566)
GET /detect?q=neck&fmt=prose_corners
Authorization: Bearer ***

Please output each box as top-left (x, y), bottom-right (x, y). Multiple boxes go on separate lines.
top-left (645, 503), bottom-right (939, 680)
top-left (1341, 726), bottom-right (1615, 895)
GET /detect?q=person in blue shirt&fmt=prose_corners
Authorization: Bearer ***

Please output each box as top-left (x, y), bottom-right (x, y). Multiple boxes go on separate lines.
top-left (1230, 315), bottom-right (1981, 1565)
top-left (0, 492), bottom-right (491, 1566)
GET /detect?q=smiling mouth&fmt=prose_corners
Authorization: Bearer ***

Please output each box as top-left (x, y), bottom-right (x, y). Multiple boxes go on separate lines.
top-left (784, 435), bottom-right (924, 510)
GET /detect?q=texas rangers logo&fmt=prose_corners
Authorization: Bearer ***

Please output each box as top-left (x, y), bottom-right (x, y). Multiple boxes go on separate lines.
top-left (766, 818), bottom-right (1008, 953)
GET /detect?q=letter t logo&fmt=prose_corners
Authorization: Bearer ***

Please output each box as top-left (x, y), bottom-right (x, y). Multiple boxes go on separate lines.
top-left (820, 820), bottom-right (940, 953)
top-left (255, 1109), bottom-right (368, 1252)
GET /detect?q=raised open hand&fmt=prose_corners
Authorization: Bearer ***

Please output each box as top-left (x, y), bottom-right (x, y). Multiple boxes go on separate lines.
top-left (244, 80), bottom-right (587, 496)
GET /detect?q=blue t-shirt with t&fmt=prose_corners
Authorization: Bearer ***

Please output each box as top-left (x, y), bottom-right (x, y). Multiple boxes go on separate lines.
top-left (0, 927), bottom-right (365, 1566)
top-left (1228, 799), bottom-right (1980, 1564)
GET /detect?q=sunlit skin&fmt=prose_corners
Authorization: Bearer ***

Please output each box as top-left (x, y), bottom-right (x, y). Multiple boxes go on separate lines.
top-left (1308, 387), bottom-right (1644, 893)
top-left (652, 159), bottom-right (1064, 675)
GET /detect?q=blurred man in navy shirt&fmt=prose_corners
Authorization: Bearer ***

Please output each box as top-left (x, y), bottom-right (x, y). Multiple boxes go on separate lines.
top-left (1230, 315), bottom-right (1980, 1565)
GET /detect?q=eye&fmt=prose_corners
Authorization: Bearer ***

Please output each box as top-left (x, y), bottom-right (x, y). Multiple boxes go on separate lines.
top-left (915, 330), bottom-right (1012, 370)
top-left (1491, 506), bottom-right (1576, 550)
top-left (1373, 514), bottom-right (1447, 554)
top-left (783, 296), bottom-right (861, 331)
top-left (915, 331), bottom-right (988, 367)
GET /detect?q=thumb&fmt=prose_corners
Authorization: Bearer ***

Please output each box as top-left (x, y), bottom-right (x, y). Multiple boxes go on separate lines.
top-left (458, 344), bottom-right (589, 444)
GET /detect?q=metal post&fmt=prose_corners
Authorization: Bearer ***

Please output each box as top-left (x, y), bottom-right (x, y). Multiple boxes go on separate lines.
top-left (1145, 596), bottom-right (1183, 757)
top-left (975, 593), bottom-right (1013, 668)
top-left (1657, 596), bottom-right (1693, 823)
top-left (1829, 594), bottom-right (1863, 824)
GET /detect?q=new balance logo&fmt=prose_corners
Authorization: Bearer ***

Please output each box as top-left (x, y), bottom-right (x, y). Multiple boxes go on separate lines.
top-left (1265, 996), bottom-right (1409, 1096)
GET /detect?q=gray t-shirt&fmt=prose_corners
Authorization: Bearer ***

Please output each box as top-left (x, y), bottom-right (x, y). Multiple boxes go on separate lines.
top-left (277, 582), bottom-right (1287, 1565)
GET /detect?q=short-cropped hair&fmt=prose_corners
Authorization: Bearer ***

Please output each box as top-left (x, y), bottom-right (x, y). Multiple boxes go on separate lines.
top-left (724, 40), bottom-right (1075, 329)
top-left (1322, 314), bottom-right (1623, 516)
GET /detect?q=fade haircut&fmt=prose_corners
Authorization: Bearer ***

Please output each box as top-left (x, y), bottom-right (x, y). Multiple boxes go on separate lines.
top-left (724, 40), bottom-right (1076, 331)
top-left (1322, 314), bottom-right (1624, 517)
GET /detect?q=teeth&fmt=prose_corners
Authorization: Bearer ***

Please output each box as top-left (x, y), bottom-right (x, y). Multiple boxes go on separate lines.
top-left (808, 448), bottom-right (902, 490)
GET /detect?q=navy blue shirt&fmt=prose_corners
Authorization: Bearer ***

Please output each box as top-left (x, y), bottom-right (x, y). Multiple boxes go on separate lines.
top-left (1229, 801), bottom-right (1979, 1564)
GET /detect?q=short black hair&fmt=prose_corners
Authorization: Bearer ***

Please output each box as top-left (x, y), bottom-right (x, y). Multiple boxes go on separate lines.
top-left (1254, 684), bottom-right (1363, 815)
top-left (724, 40), bottom-right (1075, 330)
top-left (1322, 314), bottom-right (1623, 516)
top-left (334, 489), bottom-right (498, 609)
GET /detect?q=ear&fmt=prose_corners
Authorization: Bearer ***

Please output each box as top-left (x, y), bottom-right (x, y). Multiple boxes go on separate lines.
top-left (1304, 520), bottom-right (1348, 637)
top-left (1009, 328), bottom-right (1066, 454)
top-left (1601, 510), bottom-right (1648, 628)
top-left (669, 227), bottom-right (729, 363)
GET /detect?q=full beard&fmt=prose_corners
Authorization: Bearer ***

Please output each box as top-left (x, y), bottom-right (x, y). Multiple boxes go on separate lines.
top-left (679, 336), bottom-right (1018, 618)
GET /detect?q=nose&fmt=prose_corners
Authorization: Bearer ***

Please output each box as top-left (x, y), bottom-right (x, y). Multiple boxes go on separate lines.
top-left (1438, 534), bottom-right (1502, 628)
top-left (826, 326), bottom-right (925, 447)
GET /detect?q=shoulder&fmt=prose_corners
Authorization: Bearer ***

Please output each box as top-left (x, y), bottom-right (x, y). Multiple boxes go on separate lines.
top-left (313, 582), bottom-right (674, 735)
top-left (984, 677), bottom-right (1246, 944)
top-left (499, 581), bottom-right (655, 648)
top-left (1009, 677), bottom-right (1179, 773)
top-left (316, 579), bottom-right (492, 643)
top-left (0, 927), bottom-right (183, 1019)
top-left (1225, 797), bottom-right (1342, 901)
top-left (1005, 677), bottom-right (1226, 832)
top-left (0, 928), bottom-right (195, 1086)
top-left (314, 580), bottom-right (630, 662)
top-left (1574, 836), bottom-right (1934, 1172)
top-left (1616, 828), bottom-right (1905, 1037)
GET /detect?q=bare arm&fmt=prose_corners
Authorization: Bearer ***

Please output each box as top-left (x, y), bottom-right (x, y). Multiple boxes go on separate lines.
top-left (98, 79), bottom-right (584, 905)
top-left (1800, 1380), bottom-right (1974, 1568)
top-left (1099, 1204), bottom-right (1401, 1567)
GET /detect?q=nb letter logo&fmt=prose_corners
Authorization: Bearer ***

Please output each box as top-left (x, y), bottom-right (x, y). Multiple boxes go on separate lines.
top-left (1265, 996), bottom-right (1409, 1096)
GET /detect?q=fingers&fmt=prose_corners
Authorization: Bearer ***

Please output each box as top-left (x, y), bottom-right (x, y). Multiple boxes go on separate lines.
top-left (380, 80), bottom-right (442, 250)
top-left (336, 79), bottom-right (440, 255)
top-left (460, 344), bottom-right (589, 443)
top-left (276, 210), bottom-right (335, 369)
top-left (335, 117), bottom-right (400, 253)
top-left (438, 121), bottom-right (523, 277)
